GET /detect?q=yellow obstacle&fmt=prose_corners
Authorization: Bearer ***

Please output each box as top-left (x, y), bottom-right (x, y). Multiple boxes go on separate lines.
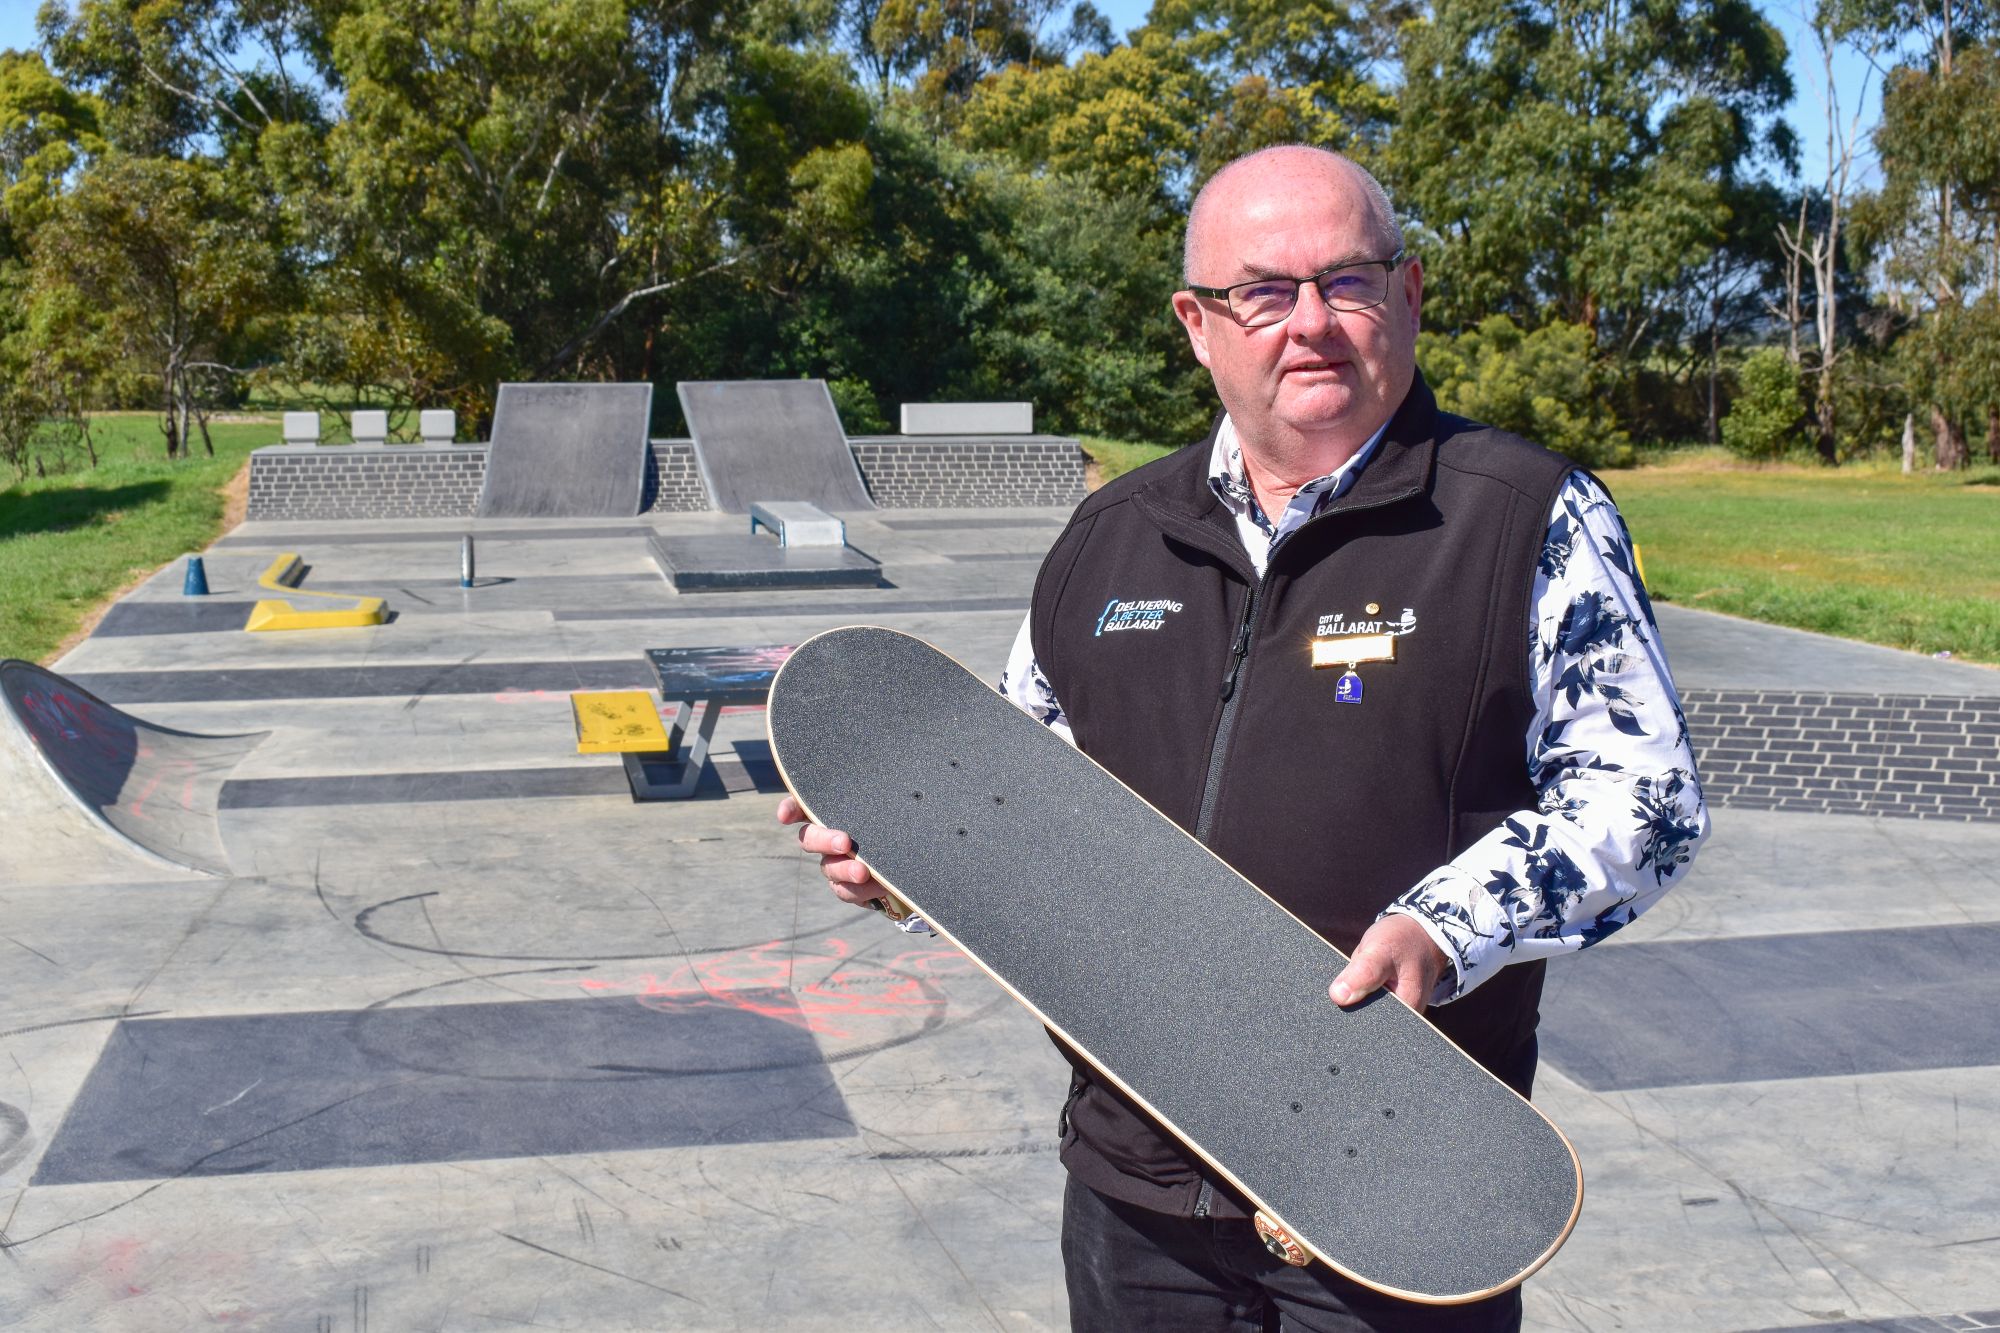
top-left (571, 691), bottom-right (672, 755)
top-left (244, 554), bottom-right (388, 632)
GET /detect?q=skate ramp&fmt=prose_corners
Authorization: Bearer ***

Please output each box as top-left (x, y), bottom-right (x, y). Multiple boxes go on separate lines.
top-left (677, 380), bottom-right (876, 514)
top-left (476, 382), bottom-right (654, 518)
top-left (1, 660), bottom-right (265, 880)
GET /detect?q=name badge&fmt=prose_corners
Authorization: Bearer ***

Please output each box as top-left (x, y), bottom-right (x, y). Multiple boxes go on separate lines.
top-left (1310, 633), bottom-right (1396, 669)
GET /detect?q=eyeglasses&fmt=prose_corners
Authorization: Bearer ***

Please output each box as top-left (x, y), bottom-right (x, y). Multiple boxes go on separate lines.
top-left (1186, 248), bottom-right (1407, 329)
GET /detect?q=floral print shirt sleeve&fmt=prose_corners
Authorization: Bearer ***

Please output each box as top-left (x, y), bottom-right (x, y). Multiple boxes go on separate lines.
top-left (1382, 471), bottom-right (1709, 1006)
top-left (1000, 616), bottom-right (1073, 745)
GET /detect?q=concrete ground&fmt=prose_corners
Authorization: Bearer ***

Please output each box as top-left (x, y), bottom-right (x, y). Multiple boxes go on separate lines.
top-left (0, 505), bottom-right (1994, 1332)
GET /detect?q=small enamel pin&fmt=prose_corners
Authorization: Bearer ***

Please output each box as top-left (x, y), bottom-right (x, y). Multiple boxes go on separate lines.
top-left (1312, 632), bottom-right (1394, 705)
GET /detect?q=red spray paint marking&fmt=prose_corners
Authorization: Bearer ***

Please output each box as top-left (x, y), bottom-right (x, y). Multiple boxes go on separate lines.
top-left (18, 688), bottom-right (121, 758)
top-left (554, 937), bottom-right (975, 1040)
top-left (17, 689), bottom-right (195, 824)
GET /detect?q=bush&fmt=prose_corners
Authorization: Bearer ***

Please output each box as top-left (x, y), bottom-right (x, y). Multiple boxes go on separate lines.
top-left (1417, 316), bottom-right (1634, 468)
top-left (1722, 347), bottom-right (1805, 459)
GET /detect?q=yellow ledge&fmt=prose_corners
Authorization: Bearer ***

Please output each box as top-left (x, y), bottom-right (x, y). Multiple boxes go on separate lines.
top-left (245, 598), bottom-right (387, 632)
top-left (572, 691), bottom-right (673, 755)
top-left (243, 553), bottom-right (389, 632)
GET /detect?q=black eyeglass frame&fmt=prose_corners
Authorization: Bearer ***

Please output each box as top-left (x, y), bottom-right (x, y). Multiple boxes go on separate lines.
top-left (1185, 247), bottom-right (1409, 328)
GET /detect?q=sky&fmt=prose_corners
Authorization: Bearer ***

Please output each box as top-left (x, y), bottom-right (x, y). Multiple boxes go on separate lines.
top-left (0, 0), bottom-right (1881, 186)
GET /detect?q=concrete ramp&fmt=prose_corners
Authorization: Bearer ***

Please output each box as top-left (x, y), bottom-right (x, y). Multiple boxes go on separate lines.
top-left (476, 382), bottom-right (654, 518)
top-left (678, 380), bottom-right (876, 513)
top-left (1, 660), bottom-right (264, 880)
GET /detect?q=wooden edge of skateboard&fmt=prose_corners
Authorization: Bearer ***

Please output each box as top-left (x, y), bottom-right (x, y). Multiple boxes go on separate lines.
top-left (765, 624), bottom-right (1585, 1305)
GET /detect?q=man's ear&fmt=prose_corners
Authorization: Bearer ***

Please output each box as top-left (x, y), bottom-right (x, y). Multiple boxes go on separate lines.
top-left (1170, 290), bottom-right (1215, 369)
top-left (1401, 256), bottom-right (1424, 336)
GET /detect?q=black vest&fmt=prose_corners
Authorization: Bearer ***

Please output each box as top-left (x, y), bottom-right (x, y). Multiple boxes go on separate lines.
top-left (1030, 379), bottom-right (1576, 1216)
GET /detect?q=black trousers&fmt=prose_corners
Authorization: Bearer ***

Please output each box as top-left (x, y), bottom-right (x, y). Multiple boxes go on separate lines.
top-left (1061, 1177), bottom-right (1523, 1333)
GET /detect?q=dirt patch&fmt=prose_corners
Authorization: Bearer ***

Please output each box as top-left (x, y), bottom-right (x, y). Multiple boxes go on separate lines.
top-left (221, 456), bottom-right (250, 530)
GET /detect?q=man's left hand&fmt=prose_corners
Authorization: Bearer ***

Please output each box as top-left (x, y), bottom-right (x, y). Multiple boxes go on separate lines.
top-left (1329, 915), bottom-right (1449, 1015)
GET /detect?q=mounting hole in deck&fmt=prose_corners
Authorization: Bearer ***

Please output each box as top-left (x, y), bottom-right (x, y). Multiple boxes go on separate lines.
top-left (1344, 1147), bottom-right (1357, 1158)
top-left (1289, 1102), bottom-right (1302, 1113)
top-left (1382, 1109), bottom-right (1394, 1119)
top-left (1326, 1064), bottom-right (1339, 1075)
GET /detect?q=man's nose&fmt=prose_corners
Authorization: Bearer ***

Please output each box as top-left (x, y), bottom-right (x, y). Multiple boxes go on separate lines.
top-left (1285, 282), bottom-right (1336, 339)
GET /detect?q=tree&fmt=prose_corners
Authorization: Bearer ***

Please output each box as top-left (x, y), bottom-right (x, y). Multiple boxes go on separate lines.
top-left (1846, 0), bottom-right (2000, 467)
top-left (1145, 0), bottom-right (1399, 182)
top-left (30, 153), bottom-right (278, 457)
top-left (961, 28), bottom-right (1209, 213)
top-left (294, 0), bottom-right (738, 423)
top-left (0, 50), bottom-right (108, 477)
top-left (1387, 0), bottom-right (1793, 377)
top-left (1722, 344), bottom-right (1807, 457)
top-left (1418, 315), bottom-right (1632, 467)
top-left (1769, 2), bottom-right (1883, 462)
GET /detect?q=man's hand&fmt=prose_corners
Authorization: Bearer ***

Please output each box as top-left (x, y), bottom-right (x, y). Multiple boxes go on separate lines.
top-left (1329, 914), bottom-right (1450, 1015)
top-left (776, 795), bottom-right (884, 907)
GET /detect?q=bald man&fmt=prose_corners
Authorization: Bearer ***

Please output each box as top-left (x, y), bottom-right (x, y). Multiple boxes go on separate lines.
top-left (782, 146), bottom-right (1707, 1331)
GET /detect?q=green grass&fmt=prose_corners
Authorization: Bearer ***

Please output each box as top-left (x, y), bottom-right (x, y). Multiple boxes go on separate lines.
top-left (1081, 436), bottom-right (1177, 485)
top-left (0, 413), bottom-right (274, 663)
top-left (1616, 457), bottom-right (2000, 665)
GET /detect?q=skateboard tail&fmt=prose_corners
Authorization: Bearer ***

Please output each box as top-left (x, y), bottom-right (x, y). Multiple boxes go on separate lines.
top-left (766, 625), bottom-right (1585, 1304)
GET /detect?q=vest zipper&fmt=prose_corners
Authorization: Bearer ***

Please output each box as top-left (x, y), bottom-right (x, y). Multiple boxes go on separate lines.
top-left (1196, 579), bottom-right (1263, 844)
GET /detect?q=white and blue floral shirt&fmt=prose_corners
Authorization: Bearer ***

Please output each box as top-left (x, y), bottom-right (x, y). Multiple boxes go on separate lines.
top-left (999, 415), bottom-right (1709, 1008)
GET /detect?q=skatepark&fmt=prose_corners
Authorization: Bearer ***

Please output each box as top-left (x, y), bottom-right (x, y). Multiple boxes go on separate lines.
top-left (1, 382), bottom-right (1997, 1332)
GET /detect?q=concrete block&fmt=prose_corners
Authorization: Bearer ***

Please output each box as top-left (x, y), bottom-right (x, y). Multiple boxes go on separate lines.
top-left (351, 409), bottom-right (389, 446)
top-left (283, 411), bottom-right (320, 446)
top-left (900, 402), bottom-right (1033, 434)
top-left (420, 408), bottom-right (456, 445)
top-left (749, 500), bottom-right (845, 547)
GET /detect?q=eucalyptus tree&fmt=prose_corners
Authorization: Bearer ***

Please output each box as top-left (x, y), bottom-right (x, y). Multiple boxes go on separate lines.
top-left (0, 50), bottom-right (108, 475)
top-left (30, 152), bottom-right (279, 457)
top-left (1387, 0), bottom-right (1794, 392)
top-left (1848, 0), bottom-right (2000, 466)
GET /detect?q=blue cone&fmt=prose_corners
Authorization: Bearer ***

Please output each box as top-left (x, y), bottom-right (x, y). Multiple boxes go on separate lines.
top-left (183, 555), bottom-right (210, 597)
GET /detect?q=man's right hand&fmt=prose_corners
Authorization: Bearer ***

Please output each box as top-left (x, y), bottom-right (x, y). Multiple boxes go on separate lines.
top-left (776, 795), bottom-right (885, 907)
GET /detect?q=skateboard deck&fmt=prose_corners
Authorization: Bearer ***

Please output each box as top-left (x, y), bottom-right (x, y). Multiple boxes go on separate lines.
top-left (766, 626), bottom-right (1581, 1304)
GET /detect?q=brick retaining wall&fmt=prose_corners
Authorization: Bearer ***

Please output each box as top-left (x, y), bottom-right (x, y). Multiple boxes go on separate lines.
top-left (247, 445), bottom-right (489, 520)
top-left (246, 435), bottom-right (1085, 520)
top-left (847, 436), bottom-right (1086, 508)
top-left (1682, 689), bottom-right (2000, 822)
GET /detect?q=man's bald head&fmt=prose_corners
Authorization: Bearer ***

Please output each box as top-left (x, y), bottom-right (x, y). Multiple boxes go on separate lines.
top-left (1183, 146), bottom-right (1402, 285)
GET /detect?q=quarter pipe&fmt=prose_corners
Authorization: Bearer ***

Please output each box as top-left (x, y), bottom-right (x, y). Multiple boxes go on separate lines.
top-left (1, 660), bottom-right (265, 880)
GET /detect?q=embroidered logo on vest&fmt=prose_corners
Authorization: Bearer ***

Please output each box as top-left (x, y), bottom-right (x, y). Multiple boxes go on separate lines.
top-left (1095, 596), bottom-right (1185, 635)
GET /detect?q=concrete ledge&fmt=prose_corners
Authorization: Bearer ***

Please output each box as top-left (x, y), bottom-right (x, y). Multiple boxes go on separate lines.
top-left (247, 434), bottom-right (1087, 519)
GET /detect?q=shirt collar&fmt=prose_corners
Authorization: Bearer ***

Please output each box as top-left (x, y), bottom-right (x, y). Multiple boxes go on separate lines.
top-left (1206, 415), bottom-right (1390, 541)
